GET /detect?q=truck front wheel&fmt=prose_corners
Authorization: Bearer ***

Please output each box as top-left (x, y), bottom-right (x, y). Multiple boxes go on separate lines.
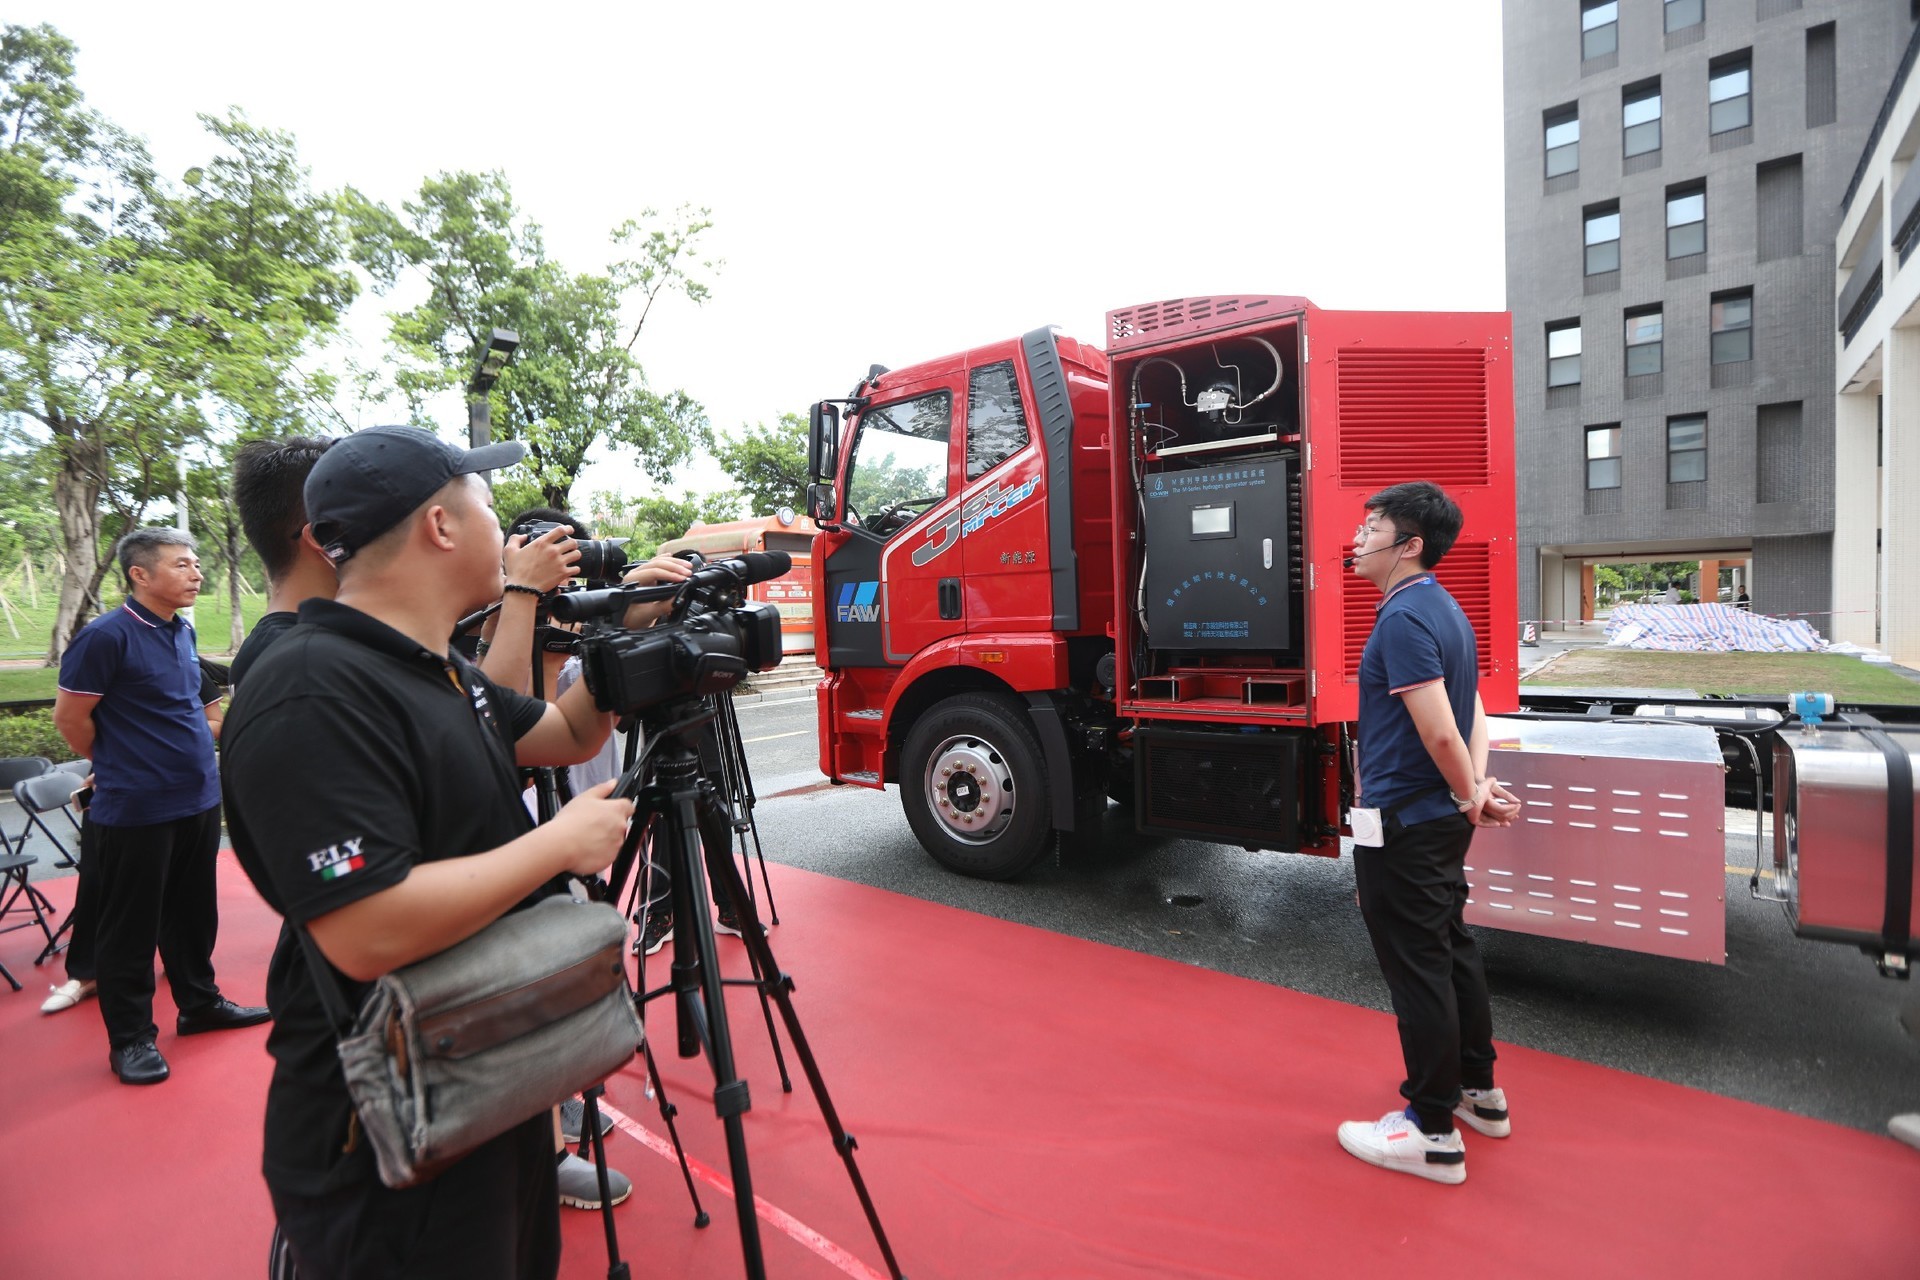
top-left (901, 692), bottom-right (1053, 880)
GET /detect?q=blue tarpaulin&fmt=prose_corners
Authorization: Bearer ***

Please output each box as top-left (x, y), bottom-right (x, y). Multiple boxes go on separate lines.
top-left (1604, 603), bottom-right (1826, 653)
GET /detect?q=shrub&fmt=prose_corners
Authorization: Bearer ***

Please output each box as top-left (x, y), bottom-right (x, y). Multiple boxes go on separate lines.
top-left (0, 709), bottom-right (79, 763)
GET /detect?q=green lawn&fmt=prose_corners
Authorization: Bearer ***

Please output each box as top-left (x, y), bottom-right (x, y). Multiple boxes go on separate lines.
top-left (0, 583), bottom-right (272, 663)
top-left (1526, 648), bottom-right (1920, 704)
top-left (0, 667), bottom-right (58, 700)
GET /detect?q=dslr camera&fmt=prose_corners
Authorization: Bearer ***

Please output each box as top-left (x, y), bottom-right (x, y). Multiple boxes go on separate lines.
top-left (510, 518), bottom-right (630, 587)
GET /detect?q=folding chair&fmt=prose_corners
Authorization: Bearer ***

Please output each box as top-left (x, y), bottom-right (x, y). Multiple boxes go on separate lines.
top-left (0, 757), bottom-right (53, 859)
top-left (9, 766), bottom-right (83, 867)
top-left (0, 762), bottom-right (62, 993)
top-left (11, 770), bottom-right (89, 966)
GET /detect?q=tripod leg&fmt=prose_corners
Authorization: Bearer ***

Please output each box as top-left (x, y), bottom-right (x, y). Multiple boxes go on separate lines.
top-left (698, 795), bottom-right (793, 1094)
top-left (662, 773), bottom-right (769, 1278)
top-left (635, 1034), bottom-right (711, 1228)
top-left (707, 847), bottom-right (909, 1280)
top-left (576, 1086), bottom-right (632, 1280)
top-left (711, 696), bottom-right (781, 925)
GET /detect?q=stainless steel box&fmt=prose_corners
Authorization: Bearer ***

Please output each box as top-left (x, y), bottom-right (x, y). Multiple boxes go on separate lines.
top-left (1772, 724), bottom-right (1920, 954)
top-left (1466, 718), bottom-right (1727, 963)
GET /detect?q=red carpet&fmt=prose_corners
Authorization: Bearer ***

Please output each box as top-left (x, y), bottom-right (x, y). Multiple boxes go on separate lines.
top-left (2, 853), bottom-right (1915, 1279)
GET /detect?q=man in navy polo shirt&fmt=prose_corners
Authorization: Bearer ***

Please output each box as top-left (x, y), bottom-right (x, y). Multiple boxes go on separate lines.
top-left (53, 528), bottom-right (269, 1086)
top-left (1335, 482), bottom-right (1520, 1185)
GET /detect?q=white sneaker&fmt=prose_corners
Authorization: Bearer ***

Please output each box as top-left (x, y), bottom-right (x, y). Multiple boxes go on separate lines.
top-left (1455, 1086), bottom-right (1511, 1138)
top-left (41, 979), bottom-right (97, 1014)
top-left (1337, 1109), bottom-right (1467, 1185)
top-left (1890, 1113), bottom-right (1920, 1152)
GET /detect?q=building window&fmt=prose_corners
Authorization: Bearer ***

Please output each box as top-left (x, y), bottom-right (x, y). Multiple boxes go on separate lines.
top-left (1586, 204), bottom-right (1622, 274)
top-left (1586, 425), bottom-right (1623, 490)
top-left (1667, 185), bottom-right (1706, 258)
top-left (1582, 0), bottom-right (1619, 59)
top-left (1711, 289), bottom-right (1753, 363)
top-left (1625, 307), bottom-right (1663, 376)
top-left (1548, 321), bottom-right (1583, 387)
top-left (1623, 82), bottom-right (1663, 157)
top-left (1544, 105), bottom-right (1580, 177)
top-left (1709, 54), bottom-right (1752, 134)
top-left (1665, 0), bottom-right (1703, 32)
top-left (1667, 415), bottom-right (1706, 482)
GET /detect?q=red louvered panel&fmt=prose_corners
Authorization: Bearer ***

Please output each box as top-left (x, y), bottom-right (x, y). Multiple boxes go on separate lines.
top-left (1335, 349), bottom-right (1490, 489)
top-left (1438, 543), bottom-right (1496, 677)
top-left (1106, 294), bottom-right (1310, 353)
top-left (1339, 543), bottom-right (1495, 684)
top-left (1342, 576), bottom-right (1373, 682)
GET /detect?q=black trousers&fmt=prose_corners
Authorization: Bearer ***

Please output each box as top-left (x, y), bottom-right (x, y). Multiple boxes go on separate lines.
top-left (63, 828), bottom-right (100, 982)
top-left (85, 805), bottom-right (224, 1049)
top-left (268, 1113), bottom-right (559, 1280)
top-left (1353, 811), bottom-right (1497, 1133)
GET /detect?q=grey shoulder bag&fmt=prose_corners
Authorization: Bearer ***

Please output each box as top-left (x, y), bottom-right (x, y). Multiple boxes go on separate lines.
top-left (296, 891), bottom-right (644, 1189)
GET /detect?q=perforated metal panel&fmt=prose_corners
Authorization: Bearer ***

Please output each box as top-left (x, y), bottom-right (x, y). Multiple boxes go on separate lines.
top-left (1464, 718), bottom-right (1727, 963)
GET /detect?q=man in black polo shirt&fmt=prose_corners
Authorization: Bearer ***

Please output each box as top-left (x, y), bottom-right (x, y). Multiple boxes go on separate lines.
top-left (1335, 482), bottom-right (1519, 1186)
top-left (53, 527), bottom-right (270, 1085)
top-left (222, 426), bottom-right (637, 1280)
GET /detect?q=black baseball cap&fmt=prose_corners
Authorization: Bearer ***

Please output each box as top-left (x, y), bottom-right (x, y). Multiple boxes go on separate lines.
top-left (304, 425), bottom-right (524, 565)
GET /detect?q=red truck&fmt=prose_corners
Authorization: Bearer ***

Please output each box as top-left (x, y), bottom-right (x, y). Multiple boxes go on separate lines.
top-left (800, 293), bottom-right (1920, 976)
top-left (802, 295), bottom-right (1517, 880)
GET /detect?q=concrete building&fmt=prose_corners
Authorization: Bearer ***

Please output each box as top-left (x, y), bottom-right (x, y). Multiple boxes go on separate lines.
top-left (1834, 24), bottom-right (1920, 666)
top-left (1503, 0), bottom-right (1912, 630)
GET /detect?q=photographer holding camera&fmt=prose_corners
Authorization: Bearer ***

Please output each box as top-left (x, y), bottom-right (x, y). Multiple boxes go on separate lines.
top-left (223, 426), bottom-right (636, 1280)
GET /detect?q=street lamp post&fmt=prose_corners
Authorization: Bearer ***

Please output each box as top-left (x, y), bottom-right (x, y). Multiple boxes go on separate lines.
top-left (467, 328), bottom-right (520, 463)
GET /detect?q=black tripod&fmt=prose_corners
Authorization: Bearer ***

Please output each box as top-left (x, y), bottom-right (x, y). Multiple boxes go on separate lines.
top-left (609, 697), bottom-right (906, 1280)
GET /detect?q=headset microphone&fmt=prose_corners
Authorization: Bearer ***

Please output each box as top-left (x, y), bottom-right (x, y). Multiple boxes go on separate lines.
top-left (1342, 533), bottom-right (1411, 568)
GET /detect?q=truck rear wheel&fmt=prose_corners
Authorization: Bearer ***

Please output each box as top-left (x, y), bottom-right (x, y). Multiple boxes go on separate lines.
top-left (901, 692), bottom-right (1053, 880)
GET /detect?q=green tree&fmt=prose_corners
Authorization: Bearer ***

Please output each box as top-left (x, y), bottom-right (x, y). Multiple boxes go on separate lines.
top-left (0, 25), bottom-right (379, 659)
top-left (591, 488), bottom-right (742, 560)
top-left (387, 172), bottom-right (717, 510)
top-left (715, 412), bottom-right (808, 516)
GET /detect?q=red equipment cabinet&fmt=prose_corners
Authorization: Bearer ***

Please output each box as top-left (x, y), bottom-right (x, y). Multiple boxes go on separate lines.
top-left (806, 296), bottom-right (1516, 880)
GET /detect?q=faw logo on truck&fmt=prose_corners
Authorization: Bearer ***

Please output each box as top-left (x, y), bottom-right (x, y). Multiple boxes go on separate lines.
top-left (835, 580), bottom-right (881, 622)
top-left (911, 476), bottom-right (1040, 567)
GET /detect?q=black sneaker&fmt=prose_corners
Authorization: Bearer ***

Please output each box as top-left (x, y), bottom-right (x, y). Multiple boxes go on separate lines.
top-left (715, 903), bottom-right (766, 937)
top-left (638, 910), bottom-right (673, 956)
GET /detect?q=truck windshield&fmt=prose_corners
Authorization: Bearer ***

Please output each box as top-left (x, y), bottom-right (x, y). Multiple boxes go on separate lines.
top-left (845, 390), bottom-right (951, 527)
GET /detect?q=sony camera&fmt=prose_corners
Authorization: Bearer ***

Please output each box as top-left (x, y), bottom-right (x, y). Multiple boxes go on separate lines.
top-left (510, 519), bottom-right (630, 587)
top-left (552, 552), bottom-right (790, 716)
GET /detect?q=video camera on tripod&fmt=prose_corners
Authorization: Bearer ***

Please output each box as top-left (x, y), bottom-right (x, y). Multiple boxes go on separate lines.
top-left (553, 551), bottom-right (790, 713)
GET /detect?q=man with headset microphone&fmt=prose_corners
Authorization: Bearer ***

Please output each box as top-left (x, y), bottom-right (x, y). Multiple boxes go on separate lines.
top-left (1334, 481), bottom-right (1520, 1186)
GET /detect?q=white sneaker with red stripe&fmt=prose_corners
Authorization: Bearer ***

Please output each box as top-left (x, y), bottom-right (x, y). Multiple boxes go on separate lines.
top-left (1454, 1086), bottom-right (1511, 1138)
top-left (1337, 1109), bottom-right (1467, 1185)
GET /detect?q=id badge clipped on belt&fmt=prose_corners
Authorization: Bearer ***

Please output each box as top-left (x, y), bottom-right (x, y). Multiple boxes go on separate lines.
top-left (1348, 807), bottom-right (1384, 848)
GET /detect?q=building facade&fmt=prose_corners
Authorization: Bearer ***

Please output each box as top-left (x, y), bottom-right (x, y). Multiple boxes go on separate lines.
top-left (1833, 24), bottom-right (1920, 665)
top-left (1503, 0), bottom-right (1911, 629)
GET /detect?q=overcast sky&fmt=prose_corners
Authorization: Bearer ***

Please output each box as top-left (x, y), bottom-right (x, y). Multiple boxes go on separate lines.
top-left (18, 0), bottom-right (1507, 504)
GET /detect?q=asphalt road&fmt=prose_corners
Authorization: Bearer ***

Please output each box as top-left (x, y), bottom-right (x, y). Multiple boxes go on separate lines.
top-left (9, 682), bottom-right (1916, 1135)
top-left (724, 689), bottom-right (1920, 1136)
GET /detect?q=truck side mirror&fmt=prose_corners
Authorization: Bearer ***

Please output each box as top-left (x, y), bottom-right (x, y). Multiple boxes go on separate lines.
top-left (807, 402), bottom-right (840, 480)
top-left (807, 480), bottom-right (838, 525)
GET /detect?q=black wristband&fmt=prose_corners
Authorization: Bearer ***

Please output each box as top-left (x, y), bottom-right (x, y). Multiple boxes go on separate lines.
top-left (503, 584), bottom-right (545, 598)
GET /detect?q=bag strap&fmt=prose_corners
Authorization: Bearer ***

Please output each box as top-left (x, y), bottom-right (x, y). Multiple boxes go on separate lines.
top-left (291, 922), bottom-right (360, 1038)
